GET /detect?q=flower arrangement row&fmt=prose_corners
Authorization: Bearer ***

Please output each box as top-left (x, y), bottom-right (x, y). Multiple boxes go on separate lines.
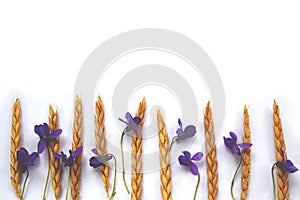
top-left (9, 97), bottom-right (297, 200)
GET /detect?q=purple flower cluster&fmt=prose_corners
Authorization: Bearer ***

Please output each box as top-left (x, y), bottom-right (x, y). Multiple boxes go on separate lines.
top-left (53, 146), bottom-right (83, 167)
top-left (223, 132), bottom-right (252, 155)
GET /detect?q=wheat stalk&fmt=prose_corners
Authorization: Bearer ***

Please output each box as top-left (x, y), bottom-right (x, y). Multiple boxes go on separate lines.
top-left (10, 98), bottom-right (22, 198)
top-left (241, 105), bottom-right (251, 200)
top-left (204, 101), bottom-right (218, 200)
top-left (131, 97), bottom-right (146, 200)
top-left (273, 100), bottom-right (289, 200)
top-left (71, 96), bottom-right (83, 200)
top-left (48, 105), bottom-right (62, 200)
top-left (157, 110), bottom-right (172, 200)
top-left (94, 95), bottom-right (110, 197)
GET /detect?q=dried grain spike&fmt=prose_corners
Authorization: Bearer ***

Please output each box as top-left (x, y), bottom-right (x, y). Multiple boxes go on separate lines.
top-left (131, 97), bottom-right (146, 200)
top-left (48, 105), bottom-right (62, 200)
top-left (94, 95), bottom-right (110, 197)
top-left (71, 97), bottom-right (83, 200)
top-left (204, 101), bottom-right (218, 200)
top-left (157, 110), bottom-right (172, 200)
top-left (241, 105), bottom-right (252, 200)
top-left (10, 98), bottom-right (22, 198)
top-left (273, 100), bottom-right (289, 200)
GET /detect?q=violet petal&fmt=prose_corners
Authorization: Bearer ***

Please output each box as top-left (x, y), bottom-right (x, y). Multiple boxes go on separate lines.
top-left (49, 129), bottom-right (62, 139)
top-left (183, 125), bottom-right (196, 138)
top-left (178, 155), bottom-right (189, 166)
top-left (182, 151), bottom-right (191, 160)
top-left (72, 146), bottom-right (83, 157)
top-left (37, 139), bottom-right (47, 154)
top-left (238, 143), bottom-right (252, 149)
top-left (89, 157), bottom-right (103, 168)
top-left (229, 132), bottom-right (237, 143)
top-left (191, 152), bottom-right (203, 161)
top-left (189, 162), bottom-right (199, 175)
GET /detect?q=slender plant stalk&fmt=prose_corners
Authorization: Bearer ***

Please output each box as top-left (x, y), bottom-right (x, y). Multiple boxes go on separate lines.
top-left (10, 98), bottom-right (22, 198)
top-left (131, 97), bottom-right (146, 200)
top-left (273, 100), bottom-right (289, 200)
top-left (168, 136), bottom-right (178, 152)
top-left (120, 130), bottom-right (130, 194)
top-left (271, 164), bottom-right (277, 200)
top-left (109, 155), bottom-right (117, 200)
top-left (71, 96), bottom-right (83, 200)
top-left (241, 105), bottom-right (252, 200)
top-left (204, 101), bottom-right (218, 200)
top-left (42, 150), bottom-right (51, 200)
top-left (157, 110), bottom-right (172, 200)
top-left (20, 169), bottom-right (29, 200)
top-left (66, 169), bottom-right (71, 200)
top-left (231, 156), bottom-right (243, 200)
top-left (193, 173), bottom-right (200, 200)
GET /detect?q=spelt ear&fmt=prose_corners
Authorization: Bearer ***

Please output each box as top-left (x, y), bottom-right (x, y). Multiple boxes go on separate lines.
top-left (48, 105), bottom-right (62, 200)
top-left (94, 95), bottom-right (111, 197)
top-left (204, 101), bottom-right (218, 200)
top-left (157, 110), bottom-right (172, 200)
top-left (131, 97), bottom-right (146, 200)
top-left (71, 97), bottom-right (83, 200)
top-left (273, 101), bottom-right (290, 200)
top-left (241, 105), bottom-right (251, 200)
top-left (10, 98), bottom-right (22, 198)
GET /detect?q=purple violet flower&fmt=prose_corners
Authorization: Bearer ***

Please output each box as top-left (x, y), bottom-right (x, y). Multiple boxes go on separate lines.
top-left (272, 150), bottom-right (298, 200)
top-left (178, 151), bottom-right (203, 175)
top-left (53, 146), bottom-right (83, 167)
top-left (178, 151), bottom-right (203, 200)
top-left (223, 132), bottom-right (252, 155)
top-left (119, 112), bottom-right (141, 133)
top-left (176, 119), bottom-right (196, 140)
top-left (34, 123), bottom-right (62, 154)
top-left (276, 150), bottom-right (298, 173)
top-left (89, 148), bottom-right (113, 168)
top-left (89, 148), bottom-right (117, 199)
top-left (17, 147), bottom-right (39, 173)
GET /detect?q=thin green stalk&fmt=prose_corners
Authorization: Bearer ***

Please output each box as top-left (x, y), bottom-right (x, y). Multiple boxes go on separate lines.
top-left (120, 130), bottom-right (130, 194)
top-left (271, 164), bottom-right (277, 200)
top-left (109, 154), bottom-right (117, 200)
top-left (193, 173), bottom-right (200, 200)
top-left (42, 149), bottom-right (51, 200)
top-left (20, 169), bottom-right (29, 200)
top-left (169, 136), bottom-right (178, 152)
top-left (231, 156), bottom-right (243, 200)
top-left (65, 168), bottom-right (71, 200)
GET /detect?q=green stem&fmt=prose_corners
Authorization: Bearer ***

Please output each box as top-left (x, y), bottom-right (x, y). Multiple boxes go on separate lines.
top-left (109, 154), bottom-right (117, 200)
top-left (193, 173), bottom-right (200, 200)
top-left (231, 156), bottom-right (243, 200)
top-left (120, 130), bottom-right (130, 194)
top-left (65, 168), bottom-right (71, 200)
top-left (20, 169), bottom-right (29, 200)
top-left (271, 164), bottom-right (277, 200)
top-left (42, 150), bottom-right (51, 200)
top-left (169, 136), bottom-right (178, 152)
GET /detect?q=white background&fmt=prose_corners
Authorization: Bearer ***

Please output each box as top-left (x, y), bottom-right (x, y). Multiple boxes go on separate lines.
top-left (1, 1), bottom-right (300, 200)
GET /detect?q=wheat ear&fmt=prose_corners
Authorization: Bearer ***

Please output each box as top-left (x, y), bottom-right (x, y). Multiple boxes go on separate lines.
top-left (71, 97), bottom-right (83, 200)
top-left (10, 98), bottom-right (22, 198)
top-left (131, 97), bottom-right (146, 200)
top-left (157, 110), bottom-right (172, 200)
top-left (241, 105), bottom-right (251, 200)
top-left (94, 95), bottom-right (110, 197)
top-left (204, 101), bottom-right (218, 200)
top-left (48, 105), bottom-right (62, 200)
top-left (273, 100), bottom-right (289, 200)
